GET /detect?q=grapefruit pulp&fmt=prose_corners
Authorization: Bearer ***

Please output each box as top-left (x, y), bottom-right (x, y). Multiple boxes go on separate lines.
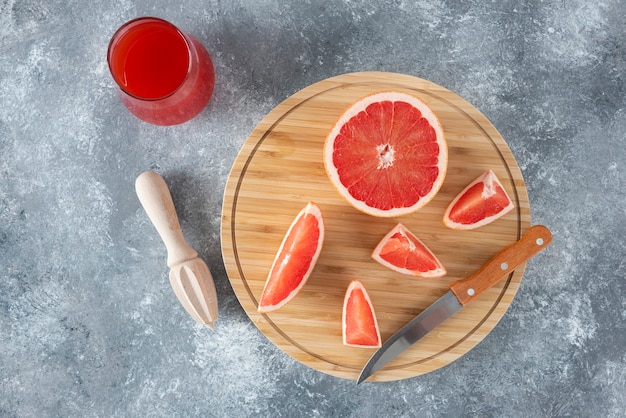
top-left (371, 223), bottom-right (446, 278)
top-left (342, 280), bottom-right (381, 348)
top-left (443, 169), bottom-right (514, 230)
top-left (324, 91), bottom-right (447, 217)
top-left (257, 202), bottom-right (324, 313)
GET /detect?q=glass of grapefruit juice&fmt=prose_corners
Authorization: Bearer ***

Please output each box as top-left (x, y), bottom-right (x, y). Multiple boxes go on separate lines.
top-left (107, 17), bottom-right (215, 126)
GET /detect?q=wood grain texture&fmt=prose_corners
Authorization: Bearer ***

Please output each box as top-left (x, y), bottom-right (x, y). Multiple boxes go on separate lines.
top-left (220, 72), bottom-right (531, 382)
top-left (450, 225), bottom-right (552, 306)
top-left (136, 171), bottom-right (219, 328)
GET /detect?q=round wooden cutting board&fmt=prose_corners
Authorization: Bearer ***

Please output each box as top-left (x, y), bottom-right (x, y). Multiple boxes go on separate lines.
top-left (221, 72), bottom-right (530, 382)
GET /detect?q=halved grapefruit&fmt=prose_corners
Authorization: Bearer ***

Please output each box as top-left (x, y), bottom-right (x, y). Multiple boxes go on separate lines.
top-left (324, 91), bottom-right (447, 217)
top-left (371, 223), bottom-right (446, 278)
top-left (443, 169), bottom-right (514, 230)
top-left (257, 202), bottom-right (324, 313)
top-left (342, 280), bottom-right (381, 348)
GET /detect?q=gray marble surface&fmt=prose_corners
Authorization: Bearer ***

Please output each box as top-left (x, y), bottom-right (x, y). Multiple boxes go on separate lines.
top-left (1, 1), bottom-right (625, 417)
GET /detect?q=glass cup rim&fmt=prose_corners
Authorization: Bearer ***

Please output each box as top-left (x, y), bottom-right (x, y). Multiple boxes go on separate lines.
top-left (107, 16), bottom-right (193, 101)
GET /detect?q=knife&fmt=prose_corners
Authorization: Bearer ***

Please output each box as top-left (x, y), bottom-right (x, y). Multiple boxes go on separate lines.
top-left (135, 171), bottom-right (219, 328)
top-left (358, 224), bottom-right (552, 383)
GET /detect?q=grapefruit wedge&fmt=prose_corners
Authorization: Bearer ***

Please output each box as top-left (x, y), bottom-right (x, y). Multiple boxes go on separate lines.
top-left (443, 169), bottom-right (514, 230)
top-left (342, 280), bottom-right (381, 348)
top-left (257, 202), bottom-right (324, 313)
top-left (371, 223), bottom-right (446, 278)
top-left (324, 91), bottom-right (447, 217)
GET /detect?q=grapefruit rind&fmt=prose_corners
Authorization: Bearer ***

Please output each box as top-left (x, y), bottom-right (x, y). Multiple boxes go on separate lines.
top-left (443, 170), bottom-right (514, 230)
top-left (323, 91), bottom-right (448, 218)
top-left (342, 280), bottom-right (382, 348)
top-left (257, 202), bottom-right (324, 313)
top-left (371, 223), bottom-right (447, 278)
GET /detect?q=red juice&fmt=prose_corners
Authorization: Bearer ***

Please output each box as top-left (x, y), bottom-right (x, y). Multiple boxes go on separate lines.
top-left (108, 17), bottom-right (215, 125)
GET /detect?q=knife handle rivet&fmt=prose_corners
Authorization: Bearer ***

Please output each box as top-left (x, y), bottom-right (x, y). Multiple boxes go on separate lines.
top-left (500, 262), bottom-right (508, 270)
top-left (536, 238), bottom-right (544, 246)
top-left (467, 288), bottom-right (475, 296)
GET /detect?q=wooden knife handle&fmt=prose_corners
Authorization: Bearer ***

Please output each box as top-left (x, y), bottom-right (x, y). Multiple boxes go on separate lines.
top-left (450, 225), bottom-right (552, 306)
top-left (135, 171), bottom-right (197, 267)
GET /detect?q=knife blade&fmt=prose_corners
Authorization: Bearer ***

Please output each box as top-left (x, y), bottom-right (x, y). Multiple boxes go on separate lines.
top-left (135, 171), bottom-right (219, 328)
top-left (357, 224), bottom-right (552, 383)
